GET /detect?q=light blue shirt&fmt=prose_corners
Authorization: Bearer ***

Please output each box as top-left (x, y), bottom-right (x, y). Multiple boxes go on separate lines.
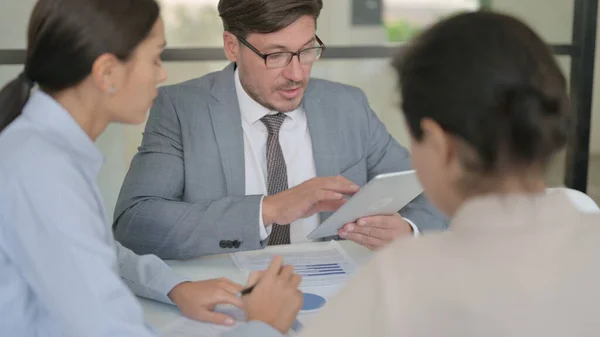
top-left (0, 90), bottom-right (188, 336)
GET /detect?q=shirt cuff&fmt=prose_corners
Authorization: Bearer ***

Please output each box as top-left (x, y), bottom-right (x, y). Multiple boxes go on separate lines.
top-left (259, 195), bottom-right (273, 241)
top-left (403, 217), bottom-right (420, 237)
top-left (153, 271), bottom-right (190, 306)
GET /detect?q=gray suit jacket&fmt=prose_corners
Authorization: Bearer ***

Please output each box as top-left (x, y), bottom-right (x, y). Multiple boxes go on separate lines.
top-left (113, 63), bottom-right (447, 259)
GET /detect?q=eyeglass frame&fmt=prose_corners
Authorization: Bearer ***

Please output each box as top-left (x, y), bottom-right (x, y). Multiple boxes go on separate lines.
top-left (236, 35), bottom-right (326, 68)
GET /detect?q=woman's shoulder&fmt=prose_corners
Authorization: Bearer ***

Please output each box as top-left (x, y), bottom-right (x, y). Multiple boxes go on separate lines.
top-left (0, 118), bottom-right (75, 179)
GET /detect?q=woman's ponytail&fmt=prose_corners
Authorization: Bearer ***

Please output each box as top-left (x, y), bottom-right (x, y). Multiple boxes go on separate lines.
top-left (0, 72), bottom-right (35, 133)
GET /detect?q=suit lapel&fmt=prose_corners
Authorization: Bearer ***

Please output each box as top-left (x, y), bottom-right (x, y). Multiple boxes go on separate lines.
top-left (304, 80), bottom-right (339, 179)
top-left (304, 81), bottom-right (340, 233)
top-left (206, 71), bottom-right (340, 202)
top-left (208, 63), bottom-right (246, 196)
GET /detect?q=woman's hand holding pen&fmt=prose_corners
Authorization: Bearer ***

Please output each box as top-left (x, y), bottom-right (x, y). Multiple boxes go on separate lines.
top-left (241, 256), bottom-right (303, 334)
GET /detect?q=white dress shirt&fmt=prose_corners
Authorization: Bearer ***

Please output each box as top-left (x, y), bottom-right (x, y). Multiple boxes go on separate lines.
top-left (235, 69), bottom-right (319, 243)
top-left (0, 91), bottom-right (186, 337)
top-left (234, 70), bottom-right (418, 243)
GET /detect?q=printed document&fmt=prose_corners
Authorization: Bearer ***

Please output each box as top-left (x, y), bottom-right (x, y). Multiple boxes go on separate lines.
top-left (230, 240), bottom-right (357, 289)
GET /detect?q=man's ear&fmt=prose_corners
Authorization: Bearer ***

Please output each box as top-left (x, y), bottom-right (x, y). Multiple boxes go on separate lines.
top-left (223, 32), bottom-right (240, 62)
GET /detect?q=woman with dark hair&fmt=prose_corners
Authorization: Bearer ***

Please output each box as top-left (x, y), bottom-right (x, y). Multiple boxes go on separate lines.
top-left (225, 10), bottom-right (600, 337)
top-left (0, 0), bottom-right (301, 336)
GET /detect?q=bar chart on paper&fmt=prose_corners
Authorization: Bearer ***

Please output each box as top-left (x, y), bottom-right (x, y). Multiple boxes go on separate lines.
top-left (295, 263), bottom-right (346, 277)
top-left (230, 241), bottom-right (357, 288)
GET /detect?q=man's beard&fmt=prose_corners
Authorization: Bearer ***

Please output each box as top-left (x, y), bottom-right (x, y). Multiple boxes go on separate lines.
top-left (244, 79), bottom-right (305, 113)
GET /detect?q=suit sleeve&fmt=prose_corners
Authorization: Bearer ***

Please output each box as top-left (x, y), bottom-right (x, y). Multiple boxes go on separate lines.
top-left (358, 89), bottom-right (449, 232)
top-left (113, 88), bottom-right (265, 259)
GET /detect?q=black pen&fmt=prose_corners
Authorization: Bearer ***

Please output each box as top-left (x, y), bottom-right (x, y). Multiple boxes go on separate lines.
top-left (238, 265), bottom-right (285, 297)
top-left (238, 284), bottom-right (255, 296)
top-left (238, 265), bottom-right (286, 296)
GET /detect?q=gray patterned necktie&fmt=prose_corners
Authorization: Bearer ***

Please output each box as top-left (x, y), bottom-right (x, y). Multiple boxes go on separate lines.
top-left (261, 113), bottom-right (291, 245)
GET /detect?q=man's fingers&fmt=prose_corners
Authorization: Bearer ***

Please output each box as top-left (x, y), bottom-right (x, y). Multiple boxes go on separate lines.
top-left (310, 176), bottom-right (359, 195)
top-left (313, 189), bottom-right (344, 203)
top-left (341, 222), bottom-right (356, 232)
top-left (356, 216), bottom-right (385, 228)
top-left (196, 311), bottom-right (237, 326)
top-left (339, 228), bottom-right (378, 251)
top-left (347, 225), bottom-right (389, 241)
top-left (322, 176), bottom-right (360, 195)
top-left (333, 175), bottom-right (360, 186)
top-left (357, 215), bottom-right (406, 229)
top-left (307, 176), bottom-right (360, 205)
top-left (363, 243), bottom-right (378, 251)
top-left (314, 198), bottom-right (347, 213)
top-left (344, 232), bottom-right (387, 249)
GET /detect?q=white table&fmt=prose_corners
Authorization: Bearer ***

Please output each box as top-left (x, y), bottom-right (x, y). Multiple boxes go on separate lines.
top-left (140, 241), bottom-right (373, 331)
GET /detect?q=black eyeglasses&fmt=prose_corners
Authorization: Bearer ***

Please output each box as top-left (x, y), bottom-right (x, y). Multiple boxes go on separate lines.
top-left (237, 35), bottom-right (326, 69)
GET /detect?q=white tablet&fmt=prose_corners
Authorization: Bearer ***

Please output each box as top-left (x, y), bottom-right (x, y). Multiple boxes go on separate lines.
top-left (306, 170), bottom-right (423, 240)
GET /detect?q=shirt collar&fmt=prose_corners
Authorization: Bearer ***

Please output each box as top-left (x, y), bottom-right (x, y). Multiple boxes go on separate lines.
top-left (22, 90), bottom-right (104, 173)
top-left (234, 67), bottom-right (300, 125)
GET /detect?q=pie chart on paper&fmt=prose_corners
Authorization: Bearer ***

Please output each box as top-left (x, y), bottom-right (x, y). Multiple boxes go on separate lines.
top-left (301, 292), bottom-right (327, 311)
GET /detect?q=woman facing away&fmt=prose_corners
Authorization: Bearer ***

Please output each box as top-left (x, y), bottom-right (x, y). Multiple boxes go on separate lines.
top-left (226, 10), bottom-right (600, 337)
top-left (0, 0), bottom-right (301, 336)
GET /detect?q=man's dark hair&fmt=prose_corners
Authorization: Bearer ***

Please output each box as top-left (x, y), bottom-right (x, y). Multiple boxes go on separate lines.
top-left (218, 0), bottom-right (323, 38)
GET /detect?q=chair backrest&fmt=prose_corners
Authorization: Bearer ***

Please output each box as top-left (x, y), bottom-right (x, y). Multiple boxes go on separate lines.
top-left (546, 187), bottom-right (600, 213)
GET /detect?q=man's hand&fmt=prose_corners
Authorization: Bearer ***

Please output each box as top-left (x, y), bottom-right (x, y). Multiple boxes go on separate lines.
top-left (168, 278), bottom-right (244, 326)
top-left (262, 176), bottom-right (359, 225)
top-left (242, 256), bottom-right (303, 334)
top-left (338, 213), bottom-right (413, 250)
